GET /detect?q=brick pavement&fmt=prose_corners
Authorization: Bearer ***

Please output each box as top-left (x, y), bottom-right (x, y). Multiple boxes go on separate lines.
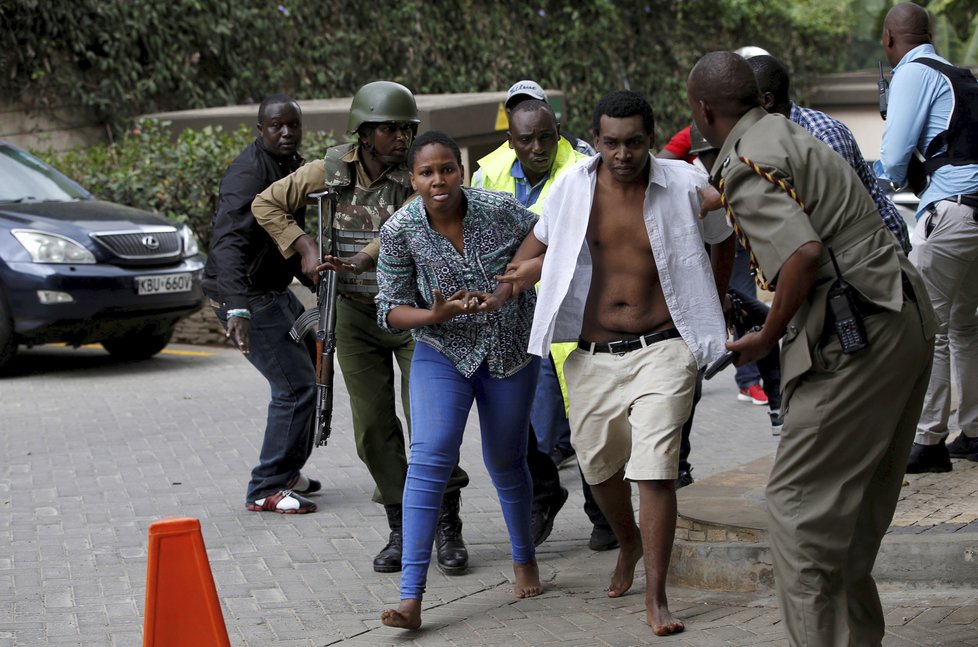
top-left (0, 342), bottom-right (976, 646)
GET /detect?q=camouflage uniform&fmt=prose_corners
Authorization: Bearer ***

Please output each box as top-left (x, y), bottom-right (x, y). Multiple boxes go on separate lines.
top-left (253, 143), bottom-right (470, 506)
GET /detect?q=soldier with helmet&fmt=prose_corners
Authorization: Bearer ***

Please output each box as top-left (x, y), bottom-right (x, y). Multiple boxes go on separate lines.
top-left (253, 81), bottom-right (470, 575)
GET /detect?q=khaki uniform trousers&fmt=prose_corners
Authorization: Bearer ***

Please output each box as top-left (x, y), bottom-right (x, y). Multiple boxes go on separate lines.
top-left (767, 299), bottom-right (933, 647)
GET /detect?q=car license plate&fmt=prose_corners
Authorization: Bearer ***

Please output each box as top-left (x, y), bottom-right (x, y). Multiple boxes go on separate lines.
top-left (136, 273), bottom-right (193, 295)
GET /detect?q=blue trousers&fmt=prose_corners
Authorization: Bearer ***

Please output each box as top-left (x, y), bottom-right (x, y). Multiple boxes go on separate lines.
top-left (212, 290), bottom-right (316, 503)
top-left (400, 341), bottom-right (539, 600)
top-left (530, 354), bottom-right (572, 453)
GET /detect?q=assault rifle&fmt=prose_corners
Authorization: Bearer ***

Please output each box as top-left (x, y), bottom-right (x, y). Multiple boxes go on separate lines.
top-left (290, 190), bottom-right (339, 447)
top-left (704, 289), bottom-right (766, 380)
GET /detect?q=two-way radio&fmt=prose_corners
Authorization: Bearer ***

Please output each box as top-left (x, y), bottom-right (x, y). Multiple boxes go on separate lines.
top-left (826, 247), bottom-right (868, 354)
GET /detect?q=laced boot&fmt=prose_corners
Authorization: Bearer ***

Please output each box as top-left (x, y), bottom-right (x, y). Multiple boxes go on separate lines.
top-left (436, 490), bottom-right (468, 575)
top-left (373, 504), bottom-right (402, 573)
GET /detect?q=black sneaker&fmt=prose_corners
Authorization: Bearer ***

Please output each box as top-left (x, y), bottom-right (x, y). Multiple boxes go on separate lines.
top-left (531, 487), bottom-right (568, 546)
top-left (675, 468), bottom-right (694, 489)
top-left (769, 410), bottom-right (784, 436)
top-left (549, 445), bottom-right (577, 469)
top-left (905, 441), bottom-right (952, 474)
top-left (589, 525), bottom-right (620, 551)
top-left (946, 433), bottom-right (978, 458)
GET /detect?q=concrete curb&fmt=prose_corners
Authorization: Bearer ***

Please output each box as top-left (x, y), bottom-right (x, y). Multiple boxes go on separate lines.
top-left (672, 454), bottom-right (978, 592)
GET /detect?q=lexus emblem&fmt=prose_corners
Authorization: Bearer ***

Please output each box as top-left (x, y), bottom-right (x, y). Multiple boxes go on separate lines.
top-left (141, 235), bottom-right (160, 250)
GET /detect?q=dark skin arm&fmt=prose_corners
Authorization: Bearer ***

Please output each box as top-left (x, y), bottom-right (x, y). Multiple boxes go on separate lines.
top-left (727, 241), bottom-right (823, 364)
top-left (292, 234), bottom-right (374, 284)
top-left (698, 186), bottom-right (722, 217)
top-left (495, 231), bottom-right (548, 296)
top-left (710, 234), bottom-right (736, 320)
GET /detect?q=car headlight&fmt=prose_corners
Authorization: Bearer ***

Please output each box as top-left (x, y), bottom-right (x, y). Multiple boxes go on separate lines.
top-left (12, 230), bottom-right (96, 263)
top-left (179, 224), bottom-right (200, 257)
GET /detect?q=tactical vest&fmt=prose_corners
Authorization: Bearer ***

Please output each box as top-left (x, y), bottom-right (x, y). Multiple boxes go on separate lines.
top-left (322, 144), bottom-right (413, 298)
top-left (914, 58), bottom-right (978, 176)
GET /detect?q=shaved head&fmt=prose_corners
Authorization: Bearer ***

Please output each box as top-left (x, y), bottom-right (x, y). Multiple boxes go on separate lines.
top-left (687, 51), bottom-right (761, 119)
top-left (884, 3), bottom-right (932, 44)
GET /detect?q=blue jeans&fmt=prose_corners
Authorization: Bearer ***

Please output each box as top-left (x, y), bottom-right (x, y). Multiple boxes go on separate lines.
top-left (212, 290), bottom-right (316, 503)
top-left (530, 354), bottom-right (572, 453)
top-left (400, 342), bottom-right (539, 600)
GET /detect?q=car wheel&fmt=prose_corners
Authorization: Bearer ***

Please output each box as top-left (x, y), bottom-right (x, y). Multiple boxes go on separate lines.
top-left (101, 328), bottom-right (174, 361)
top-left (0, 294), bottom-right (16, 371)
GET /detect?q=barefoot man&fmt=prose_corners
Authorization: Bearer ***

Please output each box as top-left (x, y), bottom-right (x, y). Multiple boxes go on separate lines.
top-left (500, 90), bottom-right (733, 637)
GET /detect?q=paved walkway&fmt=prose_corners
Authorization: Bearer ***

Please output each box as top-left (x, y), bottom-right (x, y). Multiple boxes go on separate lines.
top-left (1, 342), bottom-right (976, 646)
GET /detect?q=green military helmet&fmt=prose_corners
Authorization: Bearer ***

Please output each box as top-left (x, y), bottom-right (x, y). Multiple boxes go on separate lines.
top-left (346, 81), bottom-right (420, 134)
top-left (688, 122), bottom-right (717, 155)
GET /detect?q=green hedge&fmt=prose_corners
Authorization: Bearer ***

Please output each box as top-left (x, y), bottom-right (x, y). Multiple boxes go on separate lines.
top-left (3, 0), bottom-right (852, 140)
top-left (34, 121), bottom-right (337, 252)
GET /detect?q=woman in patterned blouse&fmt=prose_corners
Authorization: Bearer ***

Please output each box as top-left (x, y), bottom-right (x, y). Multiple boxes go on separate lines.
top-left (377, 131), bottom-right (542, 630)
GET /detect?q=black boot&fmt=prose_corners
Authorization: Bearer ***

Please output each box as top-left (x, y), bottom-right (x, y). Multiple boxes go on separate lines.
top-left (373, 504), bottom-right (402, 573)
top-left (436, 491), bottom-right (468, 575)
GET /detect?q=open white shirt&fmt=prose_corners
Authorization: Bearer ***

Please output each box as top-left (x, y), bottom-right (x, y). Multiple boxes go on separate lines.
top-left (529, 154), bottom-right (731, 369)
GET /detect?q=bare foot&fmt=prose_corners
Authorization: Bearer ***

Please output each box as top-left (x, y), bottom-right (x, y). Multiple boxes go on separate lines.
top-left (607, 542), bottom-right (643, 598)
top-left (513, 560), bottom-right (544, 599)
top-left (380, 599), bottom-right (422, 630)
top-left (647, 606), bottom-right (685, 636)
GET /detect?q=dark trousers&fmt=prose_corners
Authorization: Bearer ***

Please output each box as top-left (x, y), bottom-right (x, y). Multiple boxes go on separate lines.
top-left (678, 368), bottom-right (704, 473)
top-left (729, 287), bottom-right (782, 411)
top-left (213, 291), bottom-right (316, 503)
top-left (529, 422), bottom-right (611, 532)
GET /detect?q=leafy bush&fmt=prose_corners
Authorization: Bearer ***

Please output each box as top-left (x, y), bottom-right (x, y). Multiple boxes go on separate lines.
top-left (33, 120), bottom-right (338, 251)
top-left (3, 0), bottom-right (853, 141)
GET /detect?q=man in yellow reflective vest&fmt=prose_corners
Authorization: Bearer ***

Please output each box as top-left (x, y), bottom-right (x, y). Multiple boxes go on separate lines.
top-left (472, 82), bottom-right (617, 550)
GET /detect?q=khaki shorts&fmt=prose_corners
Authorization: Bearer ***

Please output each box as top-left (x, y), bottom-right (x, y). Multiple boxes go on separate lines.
top-left (564, 337), bottom-right (697, 484)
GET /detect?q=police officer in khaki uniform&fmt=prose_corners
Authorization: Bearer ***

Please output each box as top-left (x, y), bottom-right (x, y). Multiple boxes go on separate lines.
top-left (687, 52), bottom-right (935, 646)
top-left (253, 81), bottom-right (469, 575)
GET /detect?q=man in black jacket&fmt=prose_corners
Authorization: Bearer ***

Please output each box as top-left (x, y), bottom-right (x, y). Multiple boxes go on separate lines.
top-left (202, 93), bottom-right (320, 513)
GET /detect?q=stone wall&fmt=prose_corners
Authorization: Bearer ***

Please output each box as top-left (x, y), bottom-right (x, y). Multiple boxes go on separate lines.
top-left (1, 99), bottom-right (105, 152)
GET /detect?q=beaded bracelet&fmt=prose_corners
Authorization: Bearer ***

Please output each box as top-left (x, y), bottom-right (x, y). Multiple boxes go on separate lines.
top-left (227, 308), bottom-right (251, 320)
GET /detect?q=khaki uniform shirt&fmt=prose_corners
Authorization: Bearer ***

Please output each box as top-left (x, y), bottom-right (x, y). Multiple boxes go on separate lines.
top-left (252, 144), bottom-right (413, 264)
top-left (710, 108), bottom-right (935, 399)
top-left (252, 144), bottom-right (414, 301)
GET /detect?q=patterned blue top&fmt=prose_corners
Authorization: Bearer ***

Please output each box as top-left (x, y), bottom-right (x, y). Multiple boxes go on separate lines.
top-left (376, 187), bottom-right (538, 378)
top-left (790, 102), bottom-right (912, 254)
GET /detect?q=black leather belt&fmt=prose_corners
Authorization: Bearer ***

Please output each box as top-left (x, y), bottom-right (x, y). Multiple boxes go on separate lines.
top-left (578, 328), bottom-right (681, 355)
top-left (951, 194), bottom-right (978, 209)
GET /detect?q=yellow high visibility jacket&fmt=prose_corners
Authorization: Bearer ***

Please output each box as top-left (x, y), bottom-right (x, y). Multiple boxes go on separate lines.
top-left (476, 137), bottom-right (585, 215)
top-left (476, 138), bottom-right (586, 414)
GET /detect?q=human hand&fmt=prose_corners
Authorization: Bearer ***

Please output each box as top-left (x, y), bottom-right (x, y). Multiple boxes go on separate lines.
top-left (227, 316), bottom-right (251, 355)
top-left (316, 254), bottom-right (369, 275)
top-left (726, 327), bottom-right (775, 366)
top-left (293, 234), bottom-right (323, 285)
top-left (495, 257), bottom-right (542, 296)
top-left (698, 186), bottom-right (722, 218)
top-left (429, 289), bottom-right (487, 323)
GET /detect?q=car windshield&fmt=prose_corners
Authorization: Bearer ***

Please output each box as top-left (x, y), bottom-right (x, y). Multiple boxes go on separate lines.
top-left (0, 144), bottom-right (90, 203)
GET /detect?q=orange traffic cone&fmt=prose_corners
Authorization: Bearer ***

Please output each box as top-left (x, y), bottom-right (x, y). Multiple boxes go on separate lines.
top-left (143, 517), bottom-right (231, 647)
